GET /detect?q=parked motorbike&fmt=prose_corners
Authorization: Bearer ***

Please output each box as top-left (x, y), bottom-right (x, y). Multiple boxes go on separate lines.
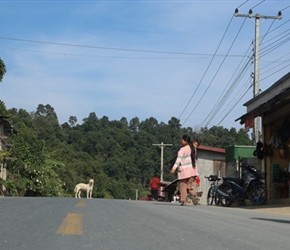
top-left (216, 165), bottom-right (267, 207)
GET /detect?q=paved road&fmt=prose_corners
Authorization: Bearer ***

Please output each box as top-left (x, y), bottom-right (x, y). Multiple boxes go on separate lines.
top-left (0, 197), bottom-right (289, 250)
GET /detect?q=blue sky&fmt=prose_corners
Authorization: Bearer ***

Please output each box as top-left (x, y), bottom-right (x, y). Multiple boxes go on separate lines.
top-left (0, 0), bottom-right (289, 130)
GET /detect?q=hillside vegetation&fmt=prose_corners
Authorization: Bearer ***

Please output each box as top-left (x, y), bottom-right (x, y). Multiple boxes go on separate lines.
top-left (0, 101), bottom-right (252, 199)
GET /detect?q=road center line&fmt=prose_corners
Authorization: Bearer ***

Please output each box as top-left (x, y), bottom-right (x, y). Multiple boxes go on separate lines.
top-left (56, 213), bottom-right (84, 235)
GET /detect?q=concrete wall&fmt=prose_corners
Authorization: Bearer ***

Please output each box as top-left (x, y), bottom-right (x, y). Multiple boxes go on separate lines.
top-left (195, 150), bottom-right (225, 205)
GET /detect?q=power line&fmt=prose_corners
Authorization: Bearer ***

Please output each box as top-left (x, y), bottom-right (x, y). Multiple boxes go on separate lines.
top-left (260, 50), bottom-right (290, 75)
top-left (260, 62), bottom-right (290, 83)
top-left (260, 19), bottom-right (290, 36)
top-left (199, 41), bottom-right (253, 128)
top-left (0, 36), bottom-right (248, 58)
top-left (202, 56), bottom-right (253, 128)
top-left (215, 84), bottom-right (252, 127)
top-left (280, 5), bottom-right (290, 11)
top-left (259, 19), bottom-right (276, 45)
top-left (0, 46), bottom-right (244, 60)
top-left (236, 0), bottom-right (249, 9)
top-left (260, 33), bottom-right (290, 57)
top-left (250, 0), bottom-right (265, 10)
top-left (213, 81), bottom-right (252, 127)
top-left (260, 28), bottom-right (290, 49)
top-left (181, 15), bottom-right (247, 126)
top-left (200, 57), bottom-right (252, 128)
top-left (178, 15), bottom-right (235, 121)
top-left (195, 5), bottom-right (288, 130)
top-left (184, 2), bottom-right (289, 129)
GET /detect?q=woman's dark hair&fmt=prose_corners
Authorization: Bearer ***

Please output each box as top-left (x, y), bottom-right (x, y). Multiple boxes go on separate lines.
top-left (183, 135), bottom-right (197, 166)
top-left (182, 135), bottom-right (191, 144)
top-left (182, 134), bottom-right (195, 149)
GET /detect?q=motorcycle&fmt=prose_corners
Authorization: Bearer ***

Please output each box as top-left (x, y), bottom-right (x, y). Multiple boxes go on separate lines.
top-left (216, 165), bottom-right (267, 207)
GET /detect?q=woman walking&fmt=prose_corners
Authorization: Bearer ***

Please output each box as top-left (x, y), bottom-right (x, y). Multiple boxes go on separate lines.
top-left (170, 135), bottom-right (199, 206)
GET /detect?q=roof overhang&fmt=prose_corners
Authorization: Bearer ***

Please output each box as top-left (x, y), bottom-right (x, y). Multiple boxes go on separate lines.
top-left (236, 72), bottom-right (290, 125)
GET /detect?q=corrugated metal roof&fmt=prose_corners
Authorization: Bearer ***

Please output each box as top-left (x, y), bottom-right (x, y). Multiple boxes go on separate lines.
top-left (198, 145), bottom-right (225, 154)
top-left (236, 71), bottom-right (290, 124)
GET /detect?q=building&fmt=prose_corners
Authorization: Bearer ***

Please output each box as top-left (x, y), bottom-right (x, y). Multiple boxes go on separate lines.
top-left (236, 72), bottom-right (290, 204)
top-left (197, 145), bottom-right (226, 205)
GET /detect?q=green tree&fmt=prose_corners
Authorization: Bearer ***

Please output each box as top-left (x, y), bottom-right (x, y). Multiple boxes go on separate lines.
top-left (129, 117), bottom-right (140, 132)
top-left (0, 100), bottom-right (9, 116)
top-left (69, 116), bottom-right (77, 127)
top-left (2, 102), bottom-right (252, 198)
top-left (0, 58), bottom-right (6, 82)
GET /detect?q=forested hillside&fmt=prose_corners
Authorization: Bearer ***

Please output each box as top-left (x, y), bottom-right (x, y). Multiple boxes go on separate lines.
top-left (0, 101), bottom-right (253, 199)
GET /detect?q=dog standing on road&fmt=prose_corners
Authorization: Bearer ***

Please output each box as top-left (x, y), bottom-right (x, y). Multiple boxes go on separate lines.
top-left (74, 179), bottom-right (94, 199)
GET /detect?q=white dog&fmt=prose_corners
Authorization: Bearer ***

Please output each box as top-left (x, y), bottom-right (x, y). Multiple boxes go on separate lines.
top-left (74, 179), bottom-right (94, 199)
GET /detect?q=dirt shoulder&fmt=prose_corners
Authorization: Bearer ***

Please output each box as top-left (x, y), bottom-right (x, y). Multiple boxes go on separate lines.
top-left (239, 204), bottom-right (290, 216)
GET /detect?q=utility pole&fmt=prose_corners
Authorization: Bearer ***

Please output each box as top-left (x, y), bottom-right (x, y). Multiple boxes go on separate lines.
top-left (152, 142), bottom-right (172, 182)
top-left (152, 142), bottom-right (172, 199)
top-left (234, 8), bottom-right (282, 143)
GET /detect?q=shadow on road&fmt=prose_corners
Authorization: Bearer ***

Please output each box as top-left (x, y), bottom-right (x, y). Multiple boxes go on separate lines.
top-left (250, 217), bottom-right (290, 224)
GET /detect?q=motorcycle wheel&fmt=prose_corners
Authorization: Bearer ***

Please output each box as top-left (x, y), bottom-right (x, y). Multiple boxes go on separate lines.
top-left (215, 183), bottom-right (233, 207)
top-left (249, 184), bottom-right (267, 206)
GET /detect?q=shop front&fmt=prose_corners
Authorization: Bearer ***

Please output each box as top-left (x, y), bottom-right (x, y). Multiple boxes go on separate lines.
top-left (236, 72), bottom-right (290, 204)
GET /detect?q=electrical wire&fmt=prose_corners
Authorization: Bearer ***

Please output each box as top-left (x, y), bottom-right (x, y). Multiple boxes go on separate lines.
top-left (236, 0), bottom-right (249, 9)
top-left (260, 34), bottom-right (290, 57)
top-left (280, 5), bottom-right (290, 11)
top-left (260, 62), bottom-right (290, 83)
top-left (250, 0), bottom-right (265, 10)
top-left (177, 15), bottom-right (235, 121)
top-left (0, 36), bottom-right (247, 58)
top-left (259, 19), bottom-right (276, 45)
top-left (260, 51), bottom-right (290, 74)
top-left (0, 46), bottom-right (241, 60)
top-left (260, 19), bottom-right (290, 37)
top-left (212, 77), bottom-right (253, 127)
top-left (1, 1), bottom-right (289, 131)
top-left (192, 1), bottom-right (290, 129)
top-left (181, 16), bottom-right (247, 126)
top-left (260, 28), bottom-right (290, 49)
top-left (192, 3), bottom-right (289, 130)
top-left (215, 84), bottom-right (252, 127)
top-left (199, 43), bottom-right (253, 128)
top-left (203, 56), bottom-right (253, 128)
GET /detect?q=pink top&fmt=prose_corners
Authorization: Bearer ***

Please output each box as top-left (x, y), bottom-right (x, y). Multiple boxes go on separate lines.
top-left (171, 145), bottom-right (199, 180)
